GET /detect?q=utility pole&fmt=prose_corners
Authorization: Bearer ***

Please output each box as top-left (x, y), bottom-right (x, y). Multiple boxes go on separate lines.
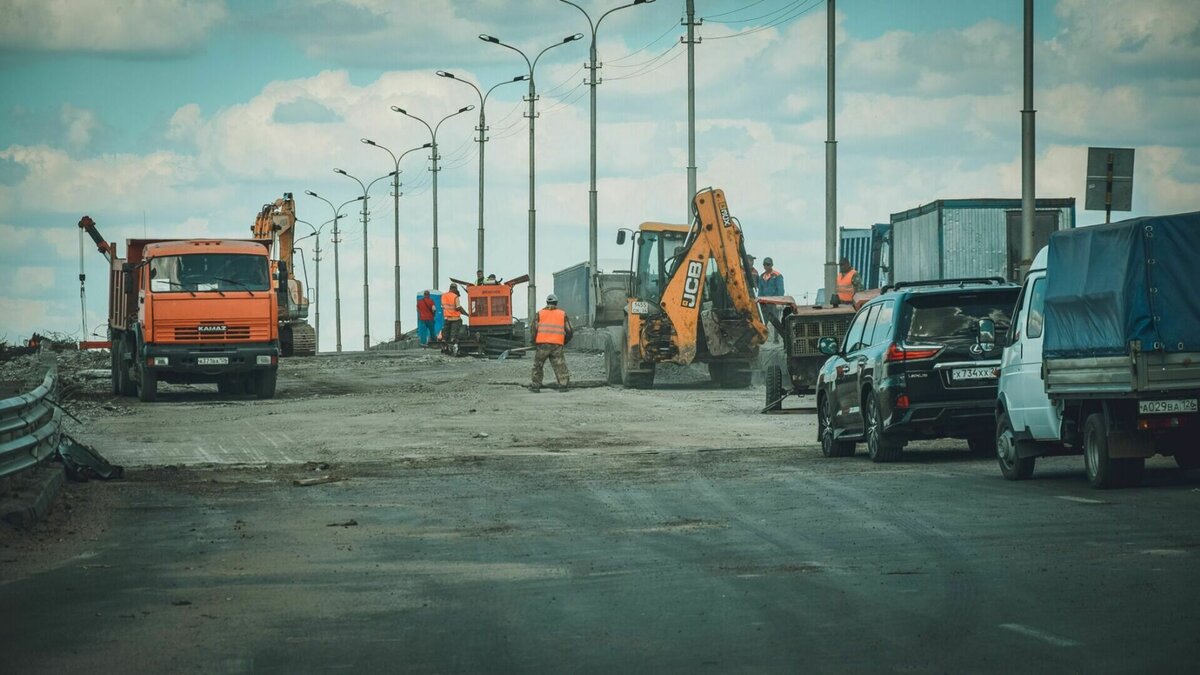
top-left (683, 0), bottom-right (700, 220)
top-left (1020, 0), bottom-right (1036, 280)
top-left (823, 0), bottom-right (838, 301)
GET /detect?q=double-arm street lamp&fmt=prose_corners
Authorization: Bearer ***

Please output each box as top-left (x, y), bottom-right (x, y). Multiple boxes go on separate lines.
top-left (479, 31), bottom-right (584, 334)
top-left (333, 168), bottom-right (398, 351)
top-left (294, 216), bottom-right (342, 354)
top-left (435, 71), bottom-right (529, 275)
top-left (558, 0), bottom-right (656, 293)
top-left (360, 139), bottom-right (433, 342)
top-left (305, 191), bottom-right (364, 353)
top-left (390, 105), bottom-right (475, 289)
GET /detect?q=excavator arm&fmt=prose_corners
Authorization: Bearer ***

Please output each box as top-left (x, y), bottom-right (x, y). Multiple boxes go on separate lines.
top-left (654, 188), bottom-right (767, 364)
top-left (78, 215), bottom-right (116, 263)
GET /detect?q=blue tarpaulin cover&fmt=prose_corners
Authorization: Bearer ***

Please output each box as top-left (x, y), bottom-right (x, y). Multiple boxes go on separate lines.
top-left (1044, 212), bottom-right (1200, 358)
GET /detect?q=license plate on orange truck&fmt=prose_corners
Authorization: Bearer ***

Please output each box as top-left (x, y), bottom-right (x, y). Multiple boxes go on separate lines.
top-left (197, 357), bottom-right (229, 366)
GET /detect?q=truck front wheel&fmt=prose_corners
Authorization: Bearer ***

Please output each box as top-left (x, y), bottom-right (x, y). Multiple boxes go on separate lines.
top-left (253, 370), bottom-right (277, 399)
top-left (137, 365), bottom-right (158, 402)
top-left (764, 365), bottom-right (784, 411)
top-left (996, 412), bottom-right (1035, 480)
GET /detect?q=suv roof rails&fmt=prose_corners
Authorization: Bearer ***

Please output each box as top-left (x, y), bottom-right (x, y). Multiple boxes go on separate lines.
top-left (882, 277), bottom-right (1011, 293)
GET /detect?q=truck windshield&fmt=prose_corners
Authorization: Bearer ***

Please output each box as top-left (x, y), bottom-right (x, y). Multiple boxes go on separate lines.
top-left (904, 291), bottom-right (1019, 345)
top-left (149, 254), bottom-right (270, 293)
top-left (635, 230), bottom-right (688, 304)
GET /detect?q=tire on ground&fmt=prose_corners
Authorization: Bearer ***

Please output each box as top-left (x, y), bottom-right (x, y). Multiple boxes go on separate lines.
top-left (865, 393), bottom-right (903, 463)
top-left (764, 365), bottom-right (784, 410)
top-left (995, 411), bottom-right (1036, 480)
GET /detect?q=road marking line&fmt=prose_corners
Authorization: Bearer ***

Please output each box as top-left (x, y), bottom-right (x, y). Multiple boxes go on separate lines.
top-left (1055, 496), bottom-right (1106, 504)
top-left (999, 623), bottom-right (1081, 647)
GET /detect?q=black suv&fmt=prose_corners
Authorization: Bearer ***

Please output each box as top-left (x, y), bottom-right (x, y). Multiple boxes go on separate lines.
top-left (814, 278), bottom-right (1020, 462)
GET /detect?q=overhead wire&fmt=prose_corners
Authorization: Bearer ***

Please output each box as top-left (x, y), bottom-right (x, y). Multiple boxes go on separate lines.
top-left (705, 0), bottom-right (823, 40)
top-left (606, 42), bottom-right (683, 81)
top-left (703, 0), bottom-right (805, 25)
top-left (607, 20), bottom-right (681, 63)
top-left (702, 0), bottom-right (772, 20)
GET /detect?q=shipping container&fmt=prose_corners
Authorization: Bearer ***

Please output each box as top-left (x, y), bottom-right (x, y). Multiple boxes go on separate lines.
top-left (889, 198), bottom-right (1075, 283)
top-left (838, 224), bottom-right (890, 289)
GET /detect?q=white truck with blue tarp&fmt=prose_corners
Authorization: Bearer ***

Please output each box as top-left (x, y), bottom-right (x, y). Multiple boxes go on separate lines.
top-left (995, 212), bottom-right (1200, 488)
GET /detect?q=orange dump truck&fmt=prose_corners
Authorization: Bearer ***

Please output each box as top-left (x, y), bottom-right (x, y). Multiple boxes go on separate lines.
top-left (80, 216), bottom-right (281, 402)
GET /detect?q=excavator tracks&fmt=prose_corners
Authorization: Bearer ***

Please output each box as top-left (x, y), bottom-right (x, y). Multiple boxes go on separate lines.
top-left (284, 322), bottom-right (317, 357)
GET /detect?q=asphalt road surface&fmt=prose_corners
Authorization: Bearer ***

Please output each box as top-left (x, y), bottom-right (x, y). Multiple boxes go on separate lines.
top-left (3, 351), bottom-right (1198, 673)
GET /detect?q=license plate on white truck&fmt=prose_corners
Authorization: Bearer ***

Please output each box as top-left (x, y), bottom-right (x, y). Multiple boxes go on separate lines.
top-left (1138, 399), bottom-right (1198, 415)
top-left (197, 357), bottom-right (229, 366)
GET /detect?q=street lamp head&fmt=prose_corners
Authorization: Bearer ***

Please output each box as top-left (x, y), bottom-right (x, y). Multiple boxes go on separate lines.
top-left (361, 138), bottom-right (376, 145)
top-left (513, 74), bottom-right (529, 82)
top-left (388, 170), bottom-right (398, 177)
top-left (305, 190), bottom-right (320, 197)
top-left (334, 168), bottom-right (347, 175)
top-left (391, 105), bottom-right (406, 114)
top-left (421, 142), bottom-right (433, 148)
top-left (479, 34), bottom-right (499, 44)
top-left (436, 70), bottom-right (455, 79)
top-left (458, 105), bottom-right (475, 113)
top-left (636, 0), bottom-right (656, 4)
top-left (565, 33), bottom-right (584, 43)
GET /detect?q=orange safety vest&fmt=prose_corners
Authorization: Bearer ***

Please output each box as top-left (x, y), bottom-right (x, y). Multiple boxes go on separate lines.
top-left (442, 291), bottom-right (461, 320)
top-left (836, 269), bottom-right (857, 302)
top-left (535, 307), bottom-right (567, 345)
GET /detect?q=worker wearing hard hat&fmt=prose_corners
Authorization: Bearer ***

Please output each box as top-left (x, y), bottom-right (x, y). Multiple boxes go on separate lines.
top-left (529, 293), bottom-right (572, 392)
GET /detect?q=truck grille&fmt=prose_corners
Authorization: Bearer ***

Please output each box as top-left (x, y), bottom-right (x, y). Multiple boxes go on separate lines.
top-left (173, 325), bottom-right (256, 342)
top-left (789, 317), bottom-right (851, 355)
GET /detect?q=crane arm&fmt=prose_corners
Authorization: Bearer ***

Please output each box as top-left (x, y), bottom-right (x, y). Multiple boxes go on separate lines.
top-left (78, 215), bottom-right (115, 263)
top-left (657, 188), bottom-right (766, 363)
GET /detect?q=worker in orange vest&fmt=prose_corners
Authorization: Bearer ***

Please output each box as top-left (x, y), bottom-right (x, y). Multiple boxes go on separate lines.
top-left (836, 257), bottom-right (863, 304)
top-left (529, 294), bottom-right (572, 392)
top-left (441, 283), bottom-right (465, 343)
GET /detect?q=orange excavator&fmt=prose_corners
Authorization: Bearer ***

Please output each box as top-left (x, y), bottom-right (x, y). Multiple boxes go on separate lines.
top-left (605, 187), bottom-right (767, 388)
top-left (252, 193), bottom-right (316, 356)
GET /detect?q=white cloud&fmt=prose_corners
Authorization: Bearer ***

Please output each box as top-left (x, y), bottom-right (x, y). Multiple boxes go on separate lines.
top-left (60, 105), bottom-right (100, 148)
top-left (0, 0), bottom-right (228, 55)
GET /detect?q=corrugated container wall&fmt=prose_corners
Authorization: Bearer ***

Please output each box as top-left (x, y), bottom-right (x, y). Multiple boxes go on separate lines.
top-left (889, 199), bottom-right (1076, 283)
top-left (839, 228), bottom-right (873, 287)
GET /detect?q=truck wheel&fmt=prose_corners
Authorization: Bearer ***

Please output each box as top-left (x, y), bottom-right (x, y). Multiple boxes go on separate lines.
top-left (967, 435), bottom-right (997, 457)
top-left (819, 393), bottom-right (854, 457)
top-left (114, 336), bottom-right (136, 396)
top-left (109, 344), bottom-right (120, 395)
top-left (217, 377), bottom-right (245, 395)
top-left (253, 371), bottom-right (277, 399)
top-left (137, 365), bottom-right (158, 402)
top-left (996, 411), bottom-right (1035, 480)
top-left (864, 393), bottom-right (902, 463)
top-left (603, 332), bottom-right (622, 385)
top-left (619, 327), bottom-right (654, 389)
top-left (1083, 413), bottom-right (1121, 489)
top-left (765, 366), bottom-right (784, 411)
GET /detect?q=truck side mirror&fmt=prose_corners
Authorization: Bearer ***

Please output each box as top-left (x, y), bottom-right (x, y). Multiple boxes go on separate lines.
top-left (616, 230), bottom-right (626, 245)
top-left (817, 336), bottom-right (839, 356)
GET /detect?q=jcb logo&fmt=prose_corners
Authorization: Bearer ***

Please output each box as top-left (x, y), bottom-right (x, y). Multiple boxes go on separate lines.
top-left (681, 260), bottom-right (704, 308)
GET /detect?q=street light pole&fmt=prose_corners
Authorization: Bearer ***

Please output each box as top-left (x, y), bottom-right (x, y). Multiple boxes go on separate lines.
top-left (436, 71), bottom-right (528, 275)
top-left (305, 191), bottom-right (364, 353)
top-left (480, 32), bottom-right (583, 338)
top-left (361, 140), bottom-right (433, 342)
top-left (296, 218), bottom-right (331, 354)
top-left (334, 168), bottom-right (398, 351)
top-left (559, 0), bottom-right (656, 306)
top-left (391, 105), bottom-right (475, 289)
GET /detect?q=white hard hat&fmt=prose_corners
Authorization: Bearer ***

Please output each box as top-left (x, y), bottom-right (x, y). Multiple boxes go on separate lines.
top-left (546, 293), bottom-right (558, 304)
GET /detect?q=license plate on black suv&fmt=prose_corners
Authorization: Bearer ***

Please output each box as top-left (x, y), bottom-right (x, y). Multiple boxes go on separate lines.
top-left (1139, 399), bottom-right (1198, 415)
top-left (950, 367), bottom-right (996, 381)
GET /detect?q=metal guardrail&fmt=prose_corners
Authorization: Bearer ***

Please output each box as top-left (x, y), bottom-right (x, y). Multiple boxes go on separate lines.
top-left (0, 362), bottom-right (61, 478)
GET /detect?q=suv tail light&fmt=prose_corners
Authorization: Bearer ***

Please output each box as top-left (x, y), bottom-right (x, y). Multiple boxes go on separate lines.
top-left (885, 342), bottom-right (943, 362)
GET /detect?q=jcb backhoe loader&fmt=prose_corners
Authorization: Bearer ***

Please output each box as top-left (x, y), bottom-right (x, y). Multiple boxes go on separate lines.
top-left (604, 187), bottom-right (767, 388)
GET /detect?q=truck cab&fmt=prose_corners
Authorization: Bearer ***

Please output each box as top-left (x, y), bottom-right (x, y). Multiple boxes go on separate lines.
top-left (996, 247), bottom-right (1060, 443)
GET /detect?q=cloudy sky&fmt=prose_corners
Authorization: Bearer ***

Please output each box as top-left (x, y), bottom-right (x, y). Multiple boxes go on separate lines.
top-left (1, 0), bottom-right (1197, 347)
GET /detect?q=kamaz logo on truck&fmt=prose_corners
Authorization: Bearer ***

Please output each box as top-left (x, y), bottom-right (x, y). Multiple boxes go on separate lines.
top-left (681, 260), bottom-right (704, 308)
top-left (197, 324), bottom-right (227, 334)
